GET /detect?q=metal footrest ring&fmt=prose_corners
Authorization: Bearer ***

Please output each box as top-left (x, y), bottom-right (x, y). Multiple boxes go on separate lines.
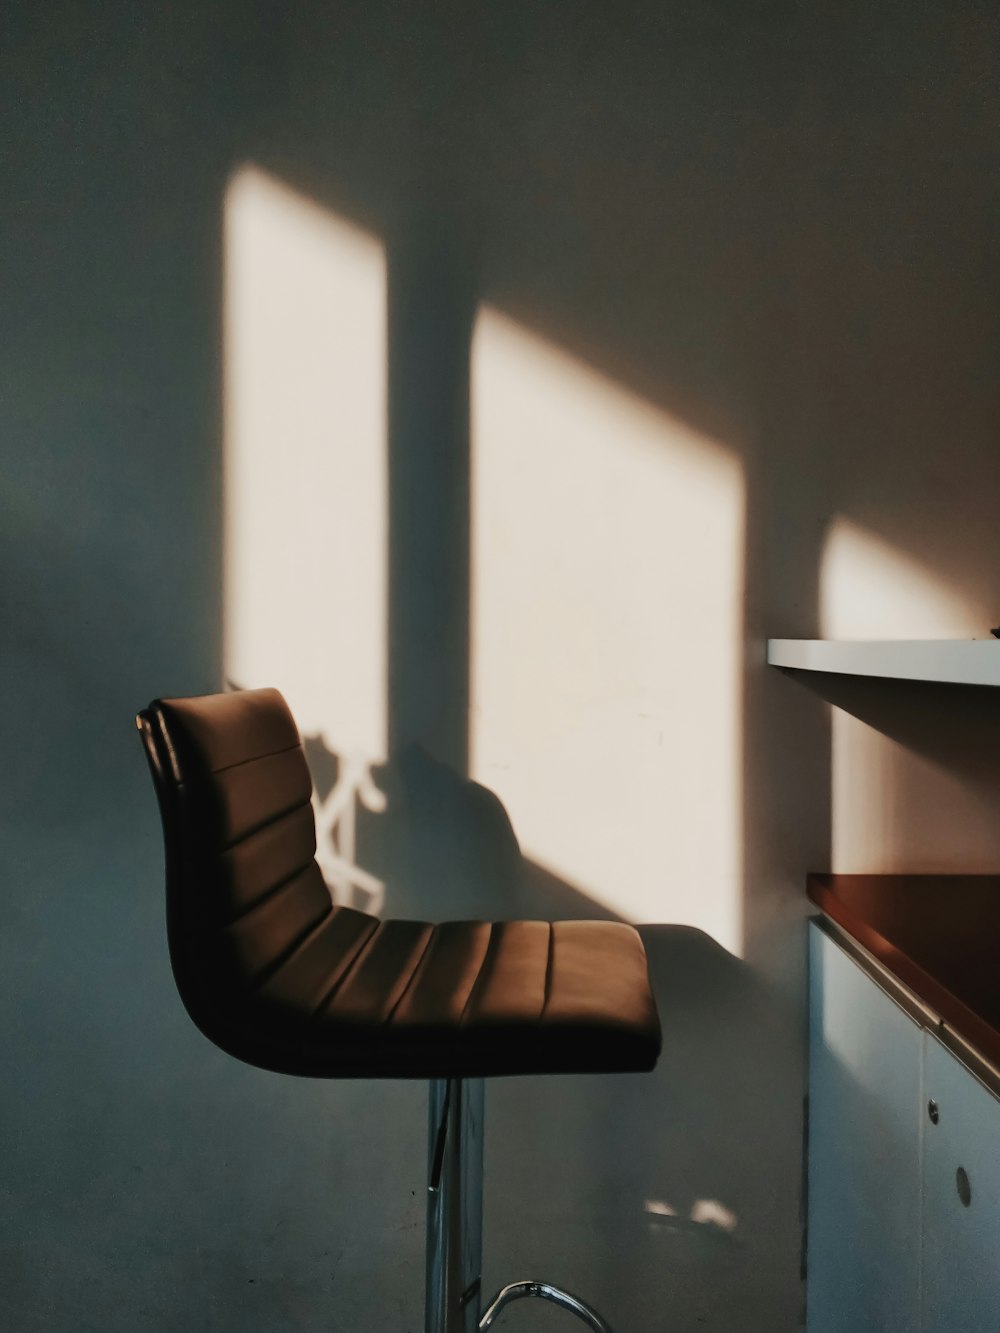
top-left (478, 1280), bottom-right (613, 1332)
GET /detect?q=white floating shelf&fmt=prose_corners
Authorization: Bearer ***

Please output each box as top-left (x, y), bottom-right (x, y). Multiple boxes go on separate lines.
top-left (766, 639), bottom-right (1000, 688)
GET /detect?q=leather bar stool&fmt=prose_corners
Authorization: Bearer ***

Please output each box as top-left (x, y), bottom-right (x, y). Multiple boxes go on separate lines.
top-left (137, 687), bottom-right (661, 1331)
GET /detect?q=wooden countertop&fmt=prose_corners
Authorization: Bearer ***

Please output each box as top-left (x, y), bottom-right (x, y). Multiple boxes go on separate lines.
top-left (808, 873), bottom-right (1000, 1073)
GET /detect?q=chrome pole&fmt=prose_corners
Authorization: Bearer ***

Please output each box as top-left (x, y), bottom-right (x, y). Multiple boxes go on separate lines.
top-left (425, 1077), bottom-right (484, 1333)
top-left (425, 1078), bottom-right (614, 1332)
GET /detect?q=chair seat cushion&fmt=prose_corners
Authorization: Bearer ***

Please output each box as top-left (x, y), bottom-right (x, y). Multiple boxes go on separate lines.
top-left (190, 906), bottom-right (661, 1080)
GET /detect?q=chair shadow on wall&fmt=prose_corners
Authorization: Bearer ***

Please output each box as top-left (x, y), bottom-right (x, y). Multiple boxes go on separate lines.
top-left (302, 729), bottom-right (522, 921)
top-left (303, 727), bottom-right (618, 924)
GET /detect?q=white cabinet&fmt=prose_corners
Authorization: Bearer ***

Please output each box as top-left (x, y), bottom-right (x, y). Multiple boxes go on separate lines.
top-left (808, 922), bottom-right (1000, 1333)
top-left (807, 924), bottom-right (923, 1333)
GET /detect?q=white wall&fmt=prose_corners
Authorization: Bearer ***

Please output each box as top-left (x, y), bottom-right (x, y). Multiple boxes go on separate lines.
top-left (5, 3), bottom-right (1000, 1330)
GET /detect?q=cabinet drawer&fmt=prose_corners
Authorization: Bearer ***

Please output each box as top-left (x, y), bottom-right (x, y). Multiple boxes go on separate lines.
top-left (922, 1035), bottom-right (1000, 1333)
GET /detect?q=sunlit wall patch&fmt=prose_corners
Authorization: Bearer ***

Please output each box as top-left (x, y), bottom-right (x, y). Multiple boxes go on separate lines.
top-left (223, 165), bottom-right (388, 908)
top-left (645, 1197), bottom-right (738, 1235)
top-left (471, 308), bottom-right (746, 952)
top-left (820, 515), bottom-right (977, 642)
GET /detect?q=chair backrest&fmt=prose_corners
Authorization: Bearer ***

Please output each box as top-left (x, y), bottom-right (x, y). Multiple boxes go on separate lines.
top-left (136, 687), bottom-right (335, 1066)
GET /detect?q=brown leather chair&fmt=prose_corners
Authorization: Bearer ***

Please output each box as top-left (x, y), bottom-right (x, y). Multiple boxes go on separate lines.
top-left (137, 687), bottom-right (660, 1332)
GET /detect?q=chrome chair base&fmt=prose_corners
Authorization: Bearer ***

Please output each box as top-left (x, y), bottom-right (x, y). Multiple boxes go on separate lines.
top-left (479, 1280), bottom-right (613, 1331)
top-left (425, 1078), bottom-right (615, 1333)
